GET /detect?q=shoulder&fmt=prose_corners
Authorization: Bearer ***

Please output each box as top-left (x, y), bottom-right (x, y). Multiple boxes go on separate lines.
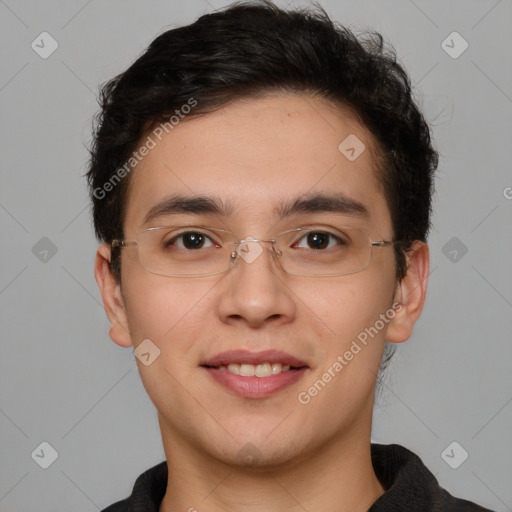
top-left (370, 443), bottom-right (496, 512)
top-left (101, 461), bottom-right (167, 512)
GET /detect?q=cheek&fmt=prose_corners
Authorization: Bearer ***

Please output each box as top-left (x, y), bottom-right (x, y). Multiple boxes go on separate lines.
top-left (120, 260), bottom-right (217, 348)
top-left (290, 275), bottom-right (396, 439)
top-left (297, 268), bottom-right (395, 348)
top-left (120, 273), bottom-right (219, 409)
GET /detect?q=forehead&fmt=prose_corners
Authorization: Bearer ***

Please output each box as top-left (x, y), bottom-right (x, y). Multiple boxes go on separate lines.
top-left (123, 93), bottom-right (391, 233)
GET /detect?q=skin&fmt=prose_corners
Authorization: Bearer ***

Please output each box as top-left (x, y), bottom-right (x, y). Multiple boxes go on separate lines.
top-left (95, 92), bottom-right (429, 512)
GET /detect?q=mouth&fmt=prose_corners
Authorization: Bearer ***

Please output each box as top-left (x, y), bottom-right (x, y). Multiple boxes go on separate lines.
top-left (200, 349), bottom-right (309, 398)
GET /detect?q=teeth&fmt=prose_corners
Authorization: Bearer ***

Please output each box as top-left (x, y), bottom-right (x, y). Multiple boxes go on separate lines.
top-left (218, 362), bottom-right (292, 377)
top-left (255, 363), bottom-right (271, 377)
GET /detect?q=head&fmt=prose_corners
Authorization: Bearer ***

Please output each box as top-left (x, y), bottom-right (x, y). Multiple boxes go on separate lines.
top-left (88, 1), bottom-right (436, 469)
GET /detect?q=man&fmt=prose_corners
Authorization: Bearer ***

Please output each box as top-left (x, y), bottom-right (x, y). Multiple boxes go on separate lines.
top-left (88, 1), bottom-right (495, 510)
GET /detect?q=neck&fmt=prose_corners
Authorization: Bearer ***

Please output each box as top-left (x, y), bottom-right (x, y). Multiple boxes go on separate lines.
top-left (158, 419), bottom-right (384, 512)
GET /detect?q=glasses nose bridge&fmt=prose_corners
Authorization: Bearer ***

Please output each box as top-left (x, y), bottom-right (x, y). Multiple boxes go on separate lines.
top-left (230, 236), bottom-right (281, 268)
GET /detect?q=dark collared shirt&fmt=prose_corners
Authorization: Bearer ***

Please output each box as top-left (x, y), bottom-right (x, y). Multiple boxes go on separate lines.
top-left (102, 443), bottom-right (495, 511)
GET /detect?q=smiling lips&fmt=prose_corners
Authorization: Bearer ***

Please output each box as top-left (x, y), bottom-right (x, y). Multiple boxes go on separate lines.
top-left (201, 349), bottom-right (309, 398)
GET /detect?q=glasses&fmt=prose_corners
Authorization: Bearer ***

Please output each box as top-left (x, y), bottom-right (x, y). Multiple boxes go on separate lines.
top-left (112, 225), bottom-right (396, 278)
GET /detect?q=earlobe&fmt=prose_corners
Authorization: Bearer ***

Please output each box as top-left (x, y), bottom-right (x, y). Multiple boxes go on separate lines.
top-left (386, 241), bottom-right (429, 344)
top-left (94, 243), bottom-right (133, 348)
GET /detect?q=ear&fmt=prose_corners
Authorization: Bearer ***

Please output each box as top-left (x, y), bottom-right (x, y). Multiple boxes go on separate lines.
top-left (94, 243), bottom-right (133, 348)
top-left (386, 241), bottom-right (429, 344)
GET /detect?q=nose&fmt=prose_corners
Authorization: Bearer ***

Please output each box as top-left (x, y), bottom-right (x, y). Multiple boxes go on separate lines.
top-left (216, 239), bottom-right (296, 329)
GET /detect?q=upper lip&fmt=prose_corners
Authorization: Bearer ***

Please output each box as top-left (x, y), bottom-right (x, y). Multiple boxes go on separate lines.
top-left (201, 349), bottom-right (308, 368)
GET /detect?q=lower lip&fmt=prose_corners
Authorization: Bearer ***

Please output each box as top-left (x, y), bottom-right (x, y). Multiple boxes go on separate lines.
top-left (202, 367), bottom-right (308, 398)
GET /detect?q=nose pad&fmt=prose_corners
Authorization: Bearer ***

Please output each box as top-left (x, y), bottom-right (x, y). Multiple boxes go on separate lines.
top-left (231, 238), bottom-right (282, 271)
top-left (235, 237), bottom-right (264, 264)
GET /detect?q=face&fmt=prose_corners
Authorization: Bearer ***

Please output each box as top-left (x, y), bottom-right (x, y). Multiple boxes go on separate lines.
top-left (96, 92), bottom-right (426, 469)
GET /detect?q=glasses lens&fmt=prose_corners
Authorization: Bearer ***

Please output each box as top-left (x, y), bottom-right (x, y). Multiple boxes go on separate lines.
top-left (137, 227), bottom-right (232, 277)
top-left (277, 227), bottom-right (372, 276)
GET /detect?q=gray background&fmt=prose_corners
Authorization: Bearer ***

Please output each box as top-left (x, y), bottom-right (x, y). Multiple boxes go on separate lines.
top-left (1, 0), bottom-right (511, 510)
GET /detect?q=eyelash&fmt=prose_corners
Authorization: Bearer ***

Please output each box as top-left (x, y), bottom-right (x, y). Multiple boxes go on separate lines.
top-left (165, 231), bottom-right (218, 249)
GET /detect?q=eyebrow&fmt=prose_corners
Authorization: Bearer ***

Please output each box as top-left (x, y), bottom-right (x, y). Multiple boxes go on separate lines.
top-left (141, 192), bottom-right (369, 226)
top-left (142, 195), bottom-right (234, 226)
top-left (276, 193), bottom-right (369, 220)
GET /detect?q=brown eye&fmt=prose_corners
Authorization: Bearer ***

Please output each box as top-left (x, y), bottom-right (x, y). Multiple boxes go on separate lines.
top-left (295, 231), bottom-right (342, 250)
top-left (306, 232), bottom-right (329, 249)
top-left (167, 232), bottom-right (214, 250)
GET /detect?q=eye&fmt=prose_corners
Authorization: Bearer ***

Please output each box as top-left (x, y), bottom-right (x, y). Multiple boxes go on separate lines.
top-left (294, 231), bottom-right (345, 250)
top-left (165, 231), bottom-right (216, 250)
